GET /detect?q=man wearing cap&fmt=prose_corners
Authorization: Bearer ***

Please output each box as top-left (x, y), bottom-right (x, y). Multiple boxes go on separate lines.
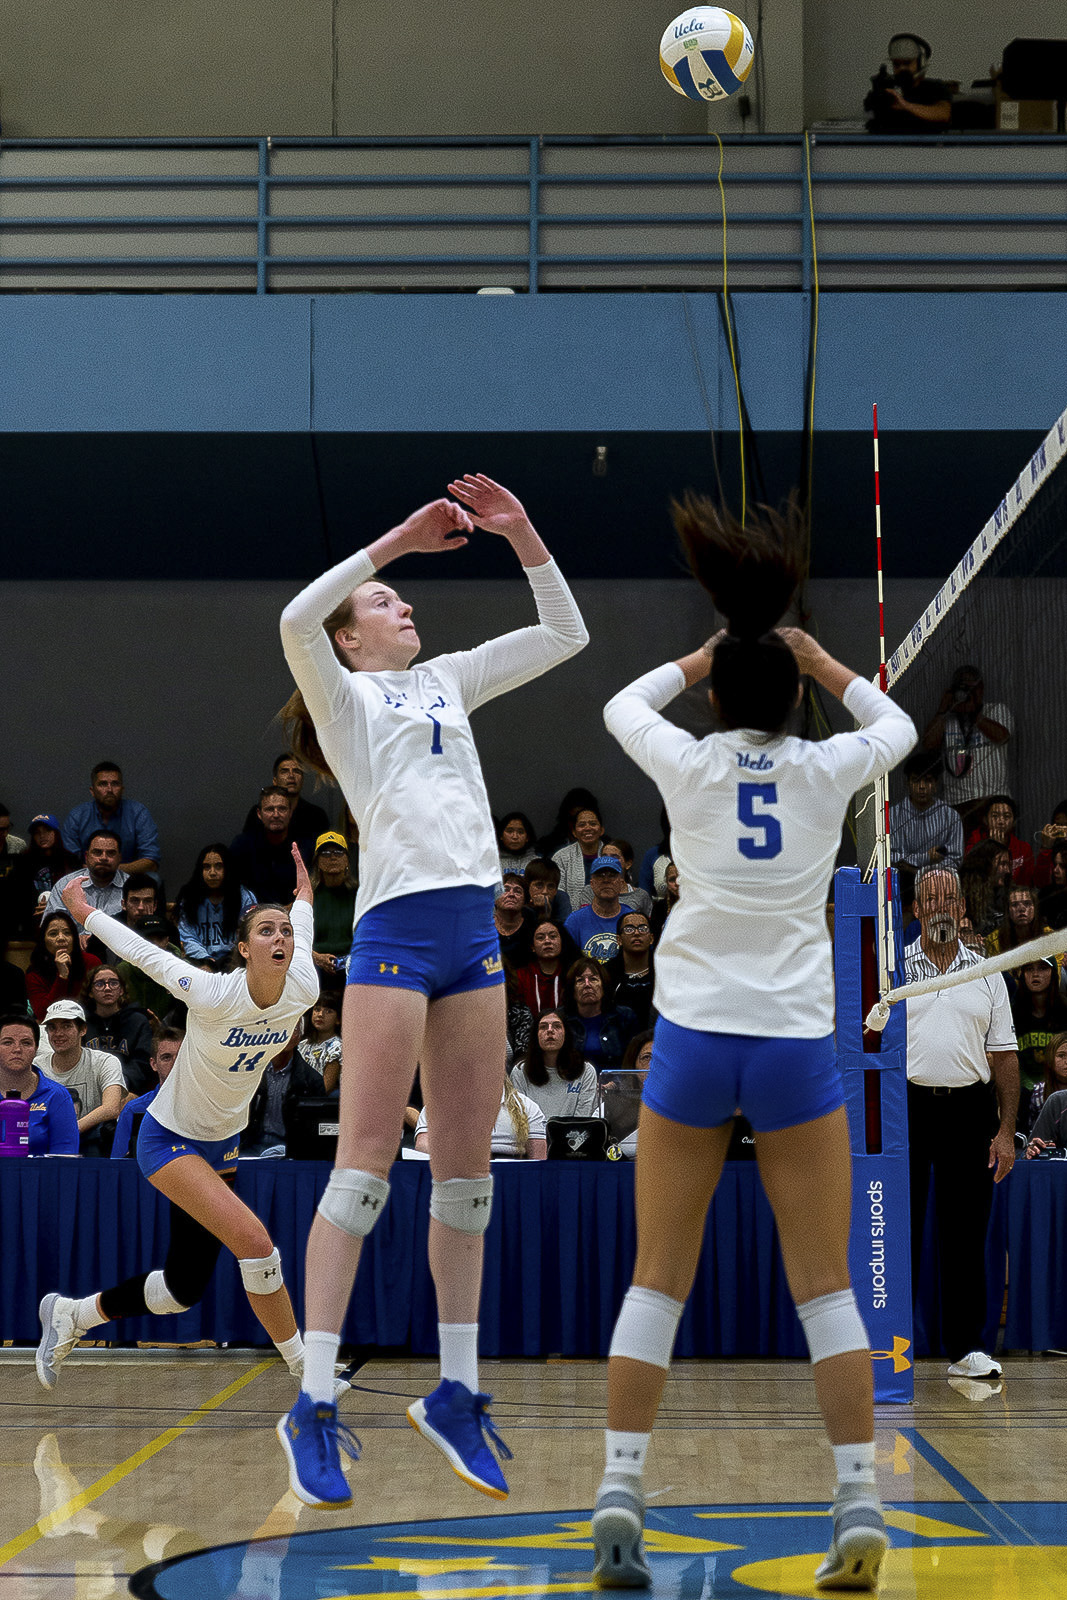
top-left (44, 831), bottom-right (128, 929)
top-left (230, 787), bottom-right (312, 906)
top-left (310, 832), bottom-right (357, 975)
top-left (62, 761), bottom-right (160, 876)
top-left (116, 917), bottom-right (188, 1029)
top-left (905, 864), bottom-right (1019, 1385)
top-left (565, 858), bottom-right (629, 962)
top-left (35, 1000), bottom-right (127, 1155)
top-left (13, 816), bottom-right (78, 932)
top-left (865, 34), bottom-right (952, 133)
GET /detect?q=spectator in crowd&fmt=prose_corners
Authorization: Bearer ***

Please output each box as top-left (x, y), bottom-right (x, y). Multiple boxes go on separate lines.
top-left (889, 753), bottom-right (964, 904)
top-left (986, 885), bottom-right (1051, 971)
top-left (504, 968), bottom-right (533, 1067)
top-left (566, 857), bottom-right (629, 961)
top-left (573, 840), bottom-right (653, 919)
top-left (511, 1006), bottom-right (599, 1121)
top-left (965, 796), bottom-right (1033, 885)
top-left (513, 916), bottom-right (579, 1015)
top-left (959, 839), bottom-right (1011, 938)
top-left (1010, 958), bottom-right (1067, 1131)
top-left (1039, 845), bottom-right (1067, 932)
top-left (904, 865), bottom-right (1018, 1381)
top-left (0, 803), bottom-right (27, 945)
top-left (605, 910), bottom-right (656, 1028)
top-left (523, 857), bottom-right (572, 920)
top-left (110, 1027), bottom-right (184, 1160)
top-left (493, 872), bottom-right (532, 964)
top-left (81, 965), bottom-right (154, 1095)
top-left (116, 917), bottom-right (187, 1031)
top-left (864, 34), bottom-right (952, 134)
top-left (638, 806), bottom-right (671, 897)
top-left (497, 811), bottom-right (538, 875)
top-left (0, 805), bottom-right (26, 857)
top-left (242, 1025), bottom-right (327, 1158)
top-left (563, 956), bottom-right (637, 1072)
top-left (174, 843), bottom-right (256, 970)
top-left (1034, 800), bottom-right (1067, 888)
top-left (599, 1028), bottom-right (654, 1155)
top-left (91, 872), bottom-right (166, 965)
top-left (44, 831), bottom-right (128, 927)
top-left (12, 815), bottom-right (79, 934)
top-left (0, 1012), bottom-right (79, 1156)
top-left (552, 805), bottom-right (607, 903)
top-left (1026, 1050), bottom-right (1067, 1154)
top-left (0, 945), bottom-right (28, 1014)
top-left (415, 1074), bottom-right (547, 1160)
top-left (297, 990), bottom-right (343, 1094)
top-left (230, 787), bottom-right (309, 905)
top-left (36, 999), bottom-right (127, 1155)
top-left (27, 911), bottom-right (101, 1020)
top-left (1026, 1031), bottom-right (1067, 1137)
top-left (650, 858), bottom-right (680, 940)
top-left (310, 832), bottom-right (357, 976)
top-left (538, 786), bottom-right (601, 859)
top-left (62, 762), bottom-right (160, 876)
top-left (922, 665), bottom-right (1012, 827)
top-left (242, 752), bottom-right (331, 843)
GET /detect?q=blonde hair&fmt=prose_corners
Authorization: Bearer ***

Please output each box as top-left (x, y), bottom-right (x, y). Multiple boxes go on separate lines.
top-left (502, 1075), bottom-right (530, 1149)
top-left (279, 591), bottom-right (358, 782)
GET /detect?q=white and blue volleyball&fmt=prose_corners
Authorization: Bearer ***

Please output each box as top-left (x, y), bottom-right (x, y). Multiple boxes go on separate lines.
top-left (659, 6), bottom-right (755, 102)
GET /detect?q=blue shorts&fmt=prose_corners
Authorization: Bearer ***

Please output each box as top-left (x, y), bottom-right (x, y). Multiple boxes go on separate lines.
top-left (136, 1111), bottom-right (241, 1179)
top-left (644, 1017), bottom-right (844, 1133)
top-left (347, 885), bottom-right (505, 1001)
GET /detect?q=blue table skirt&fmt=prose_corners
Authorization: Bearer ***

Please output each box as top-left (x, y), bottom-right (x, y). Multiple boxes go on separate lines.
top-left (1, 1158), bottom-right (1059, 1356)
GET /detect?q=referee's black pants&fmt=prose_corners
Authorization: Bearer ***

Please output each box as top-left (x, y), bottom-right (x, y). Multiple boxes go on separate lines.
top-left (907, 1079), bottom-right (997, 1362)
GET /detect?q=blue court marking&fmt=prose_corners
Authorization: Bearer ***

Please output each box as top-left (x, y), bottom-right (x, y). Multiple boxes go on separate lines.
top-left (902, 1427), bottom-right (1040, 1546)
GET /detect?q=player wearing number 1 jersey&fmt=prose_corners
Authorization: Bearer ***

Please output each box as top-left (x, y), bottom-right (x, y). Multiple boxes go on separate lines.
top-left (275, 477), bottom-right (587, 1510)
top-left (35, 847), bottom-right (320, 1393)
top-left (591, 497), bottom-right (915, 1594)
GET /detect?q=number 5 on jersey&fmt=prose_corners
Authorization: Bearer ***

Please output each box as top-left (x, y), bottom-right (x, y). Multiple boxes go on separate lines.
top-left (737, 781), bottom-right (782, 859)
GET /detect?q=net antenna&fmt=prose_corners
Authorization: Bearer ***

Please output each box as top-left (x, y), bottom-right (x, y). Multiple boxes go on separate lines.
top-left (871, 403), bottom-right (895, 993)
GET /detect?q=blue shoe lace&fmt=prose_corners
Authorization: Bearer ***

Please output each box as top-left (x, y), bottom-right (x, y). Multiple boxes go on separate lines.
top-left (472, 1393), bottom-right (512, 1464)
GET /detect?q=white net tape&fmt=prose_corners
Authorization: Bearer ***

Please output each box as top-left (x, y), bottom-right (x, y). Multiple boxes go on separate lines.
top-left (865, 925), bottom-right (1067, 1032)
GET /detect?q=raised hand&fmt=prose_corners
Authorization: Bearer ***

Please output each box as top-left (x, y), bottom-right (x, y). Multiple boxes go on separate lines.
top-left (447, 474), bottom-right (531, 540)
top-left (59, 876), bottom-right (94, 929)
top-left (291, 842), bottom-right (313, 905)
top-left (392, 498), bottom-right (474, 556)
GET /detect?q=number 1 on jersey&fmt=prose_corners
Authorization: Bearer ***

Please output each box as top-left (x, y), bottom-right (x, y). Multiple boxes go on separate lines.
top-left (425, 711), bottom-right (443, 754)
top-left (737, 781), bottom-right (782, 859)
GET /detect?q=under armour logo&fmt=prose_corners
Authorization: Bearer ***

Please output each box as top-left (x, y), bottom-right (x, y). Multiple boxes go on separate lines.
top-left (361, 1195), bottom-right (382, 1209)
top-left (471, 1197), bottom-right (490, 1208)
top-left (379, 962), bottom-right (399, 975)
top-left (613, 1448), bottom-right (641, 1460)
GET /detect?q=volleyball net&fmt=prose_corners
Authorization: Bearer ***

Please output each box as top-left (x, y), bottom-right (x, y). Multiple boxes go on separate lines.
top-left (869, 402), bottom-right (1067, 1002)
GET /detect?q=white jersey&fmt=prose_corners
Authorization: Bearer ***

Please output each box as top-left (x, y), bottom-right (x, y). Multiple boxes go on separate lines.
top-left (604, 668), bottom-right (917, 1038)
top-left (280, 549), bottom-right (587, 924)
top-left (82, 902), bottom-right (318, 1141)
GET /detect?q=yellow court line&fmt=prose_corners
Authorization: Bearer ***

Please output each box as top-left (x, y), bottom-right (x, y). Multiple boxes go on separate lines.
top-left (0, 1358), bottom-right (274, 1569)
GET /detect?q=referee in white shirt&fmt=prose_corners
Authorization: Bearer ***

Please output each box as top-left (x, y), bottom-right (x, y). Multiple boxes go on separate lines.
top-left (905, 863), bottom-right (1019, 1382)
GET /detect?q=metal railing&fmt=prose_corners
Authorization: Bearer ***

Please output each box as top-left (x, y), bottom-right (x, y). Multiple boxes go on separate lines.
top-left (0, 133), bottom-right (1063, 291)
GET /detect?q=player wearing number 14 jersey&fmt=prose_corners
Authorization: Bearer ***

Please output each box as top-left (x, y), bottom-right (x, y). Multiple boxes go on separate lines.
top-left (591, 496), bottom-right (915, 1594)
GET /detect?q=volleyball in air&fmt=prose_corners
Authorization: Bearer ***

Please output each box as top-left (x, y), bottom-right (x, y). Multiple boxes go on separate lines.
top-left (659, 7), bottom-right (755, 101)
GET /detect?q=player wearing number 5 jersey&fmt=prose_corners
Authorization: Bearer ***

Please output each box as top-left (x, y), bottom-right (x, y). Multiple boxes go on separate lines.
top-left (276, 477), bottom-right (587, 1510)
top-left (34, 849), bottom-right (320, 1393)
top-left (591, 497), bottom-right (915, 1594)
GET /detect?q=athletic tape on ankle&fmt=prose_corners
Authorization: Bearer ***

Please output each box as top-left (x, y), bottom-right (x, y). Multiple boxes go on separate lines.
top-left (796, 1288), bottom-right (869, 1363)
top-left (143, 1269), bottom-right (190, 1316)
top-left (239, 1247), bottom-right (283, 1295)
top-left (429, 1175), bottom-right (494, 1235)
top-left (318, 1168), bottom-right (391, 1237)
top-left (609, 1286), bottom-right (685, 1369)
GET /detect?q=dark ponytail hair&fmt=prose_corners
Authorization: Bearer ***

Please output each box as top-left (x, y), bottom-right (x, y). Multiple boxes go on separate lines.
top-left (279, 593), bottom-right (358, 782)
top-left (672, 491), bottom-right (805, 734)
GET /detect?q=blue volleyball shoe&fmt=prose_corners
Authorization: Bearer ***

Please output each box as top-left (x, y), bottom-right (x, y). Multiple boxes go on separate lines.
top-left (407, 1379), bottom-right (513, 1499)
top-left (276, 1392), bottom-right (361, 1509)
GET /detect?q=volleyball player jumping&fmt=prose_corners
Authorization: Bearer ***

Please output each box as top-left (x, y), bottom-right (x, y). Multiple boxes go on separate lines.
top-left (592, 498), bottom-right (916, 1592)
top-left (36, 847), bottom-right (320, 1388)
top-left (275, 477), bottom-right (587, 1508)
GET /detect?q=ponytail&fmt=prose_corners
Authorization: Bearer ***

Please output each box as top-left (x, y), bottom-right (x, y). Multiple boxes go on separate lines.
top-left (671, 491), bottom-right (806, 734)
top-left (278, 592), bottom-right (358, 783)
top-left (502, 1075), bottom-right (531, 1149)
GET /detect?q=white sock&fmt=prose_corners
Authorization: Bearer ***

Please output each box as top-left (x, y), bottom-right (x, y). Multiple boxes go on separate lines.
top-left (72, 1294), bottom-right (104, 1332)
top-left (302, 1331), bottom-right (340, 1404)
top-left (604, 1429), bottom-right (650, 1484)
top-left (275, 1331), bottom-right (304, 1375)
top-left (832, 1440), bottom-right (877, 1487)
top-left (438, 1323), bottom-right (479, 1393)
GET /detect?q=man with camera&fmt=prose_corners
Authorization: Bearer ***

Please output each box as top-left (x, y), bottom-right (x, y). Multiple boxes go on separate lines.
top-left (905, 864), bottom-right (1019, 1384)
top-left (921, 664), bottom-right (1012, 827)
top-left (865, 34), bottom-right (953, 134)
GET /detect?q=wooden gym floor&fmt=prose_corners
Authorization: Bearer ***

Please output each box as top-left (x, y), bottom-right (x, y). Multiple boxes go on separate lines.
top-left (2, 1352), bottom-right (1066, 1599)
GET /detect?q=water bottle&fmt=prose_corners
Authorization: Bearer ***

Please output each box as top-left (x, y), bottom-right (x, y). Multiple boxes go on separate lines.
top-left (0, 1098), bottom-right (30, 1157)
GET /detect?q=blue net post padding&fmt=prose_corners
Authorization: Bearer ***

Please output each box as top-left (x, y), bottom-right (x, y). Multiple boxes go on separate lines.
top-left (833, 866), bottom-right (914, 1403)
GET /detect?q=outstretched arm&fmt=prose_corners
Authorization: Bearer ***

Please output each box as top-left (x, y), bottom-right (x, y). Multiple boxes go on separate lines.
top-left (446, 474), bottom-right (550, 568)
top-left (291, 842), bottom-right (313, 907)
top-left (64, 879), bottom-right (219, 1007)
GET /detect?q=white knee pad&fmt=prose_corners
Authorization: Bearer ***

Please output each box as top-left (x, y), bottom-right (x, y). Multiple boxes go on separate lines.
top-left (144, 1269), bottom-right (190, 1316)
top-left (239, 1247), bottom-right (284, 1296)
top-left (318, 1168), bottom-right (391, 1238)
top-left (609, 1285), bottom-right (685, 1370)
top-left (796, 1288), bottom-right (870, 1364)
top-left (429, 1175), bottom-right (494, 1235)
